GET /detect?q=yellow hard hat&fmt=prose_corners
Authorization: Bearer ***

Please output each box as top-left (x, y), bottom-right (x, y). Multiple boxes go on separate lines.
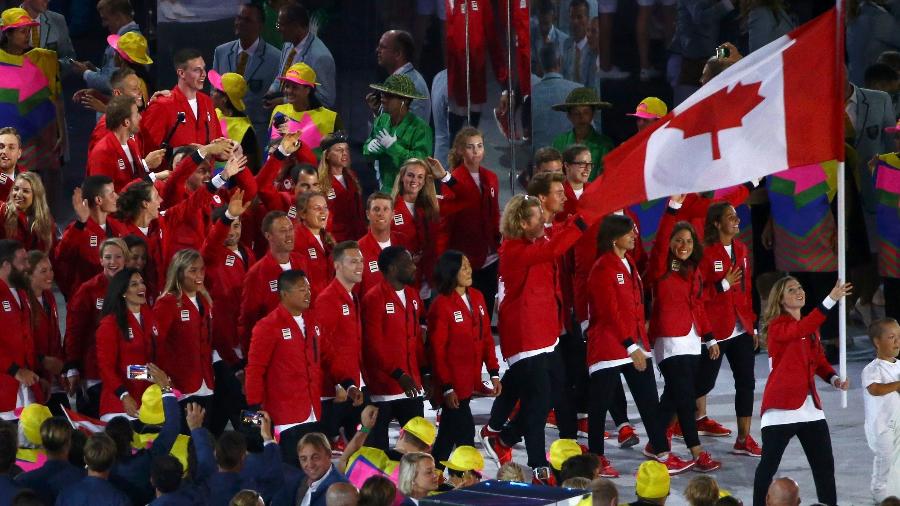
top-left (279, 62), bottom-right (319, 88)
top-left (440, 445), bottom-right (484, 472)
top-left (402, 417), bottom-right (436, 447)
top-left (107, 32), bottom-right (153, 65)
top-left (549, 439), bottom-right (584, 471)
top-left (208, 70), bottom-right (247, 112)
top-left (20, 404), bottom-right (52, 446)
top-left (635, 460), bottom-right (670, 499)
top-left (139, 385), bottom-right (164, 425)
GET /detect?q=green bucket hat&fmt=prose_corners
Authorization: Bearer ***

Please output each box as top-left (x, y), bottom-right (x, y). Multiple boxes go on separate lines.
top-left (552, 87), bottom-right (612, 111)
top-left (369, 74), bottom-right (426, 100)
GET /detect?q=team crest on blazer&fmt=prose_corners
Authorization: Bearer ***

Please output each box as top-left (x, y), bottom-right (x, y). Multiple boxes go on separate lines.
top-left (412, 299), bottom-right (418, 310)
top-left (327, 189), bottom-right (336, 199)
top-left (616, 273), bottom-right (625, 284)
top-left (89, 236), bottom-right (98, 247)
top-left (287, 206), bottom-right (297, 219)
top-left (212, 195), bottom-right (222, 205)
top-left (342, 304), bottom-right (350, 316)
top-left (128, 328), bottom-right (134, 339)
top-left (0, 173), bottom-right (7, 183)
top-left (180, 310), bottom-right (190, 322)
top-left (714, 260), bottom-right (724, 272)
top-left (282, 328), bottom-right (292, 340)
top-left (368, 261), bottom-right (379, 272)
top-left (393, 214), bottom-right (404, 226)
top-left (478, 305), bottom-right (485, 316)
top-left (152, 325), bottom-right (158, 336)
top-left (1, 300), bottom-right (10, 312)
top-left (225, 255), bottom-right (235, 267)
top-left (385, 302), bottom-right (395, 314)
top-left (308, 248), bottom-right (317, 259)
top-left (118, 159), bottom-right (125, 171)
top-left (453, 310), bottom-right (464, 323)
top-left (96, 298), bottom-right (104, 309)
top-left (268, 280), bottom-right (278, 292)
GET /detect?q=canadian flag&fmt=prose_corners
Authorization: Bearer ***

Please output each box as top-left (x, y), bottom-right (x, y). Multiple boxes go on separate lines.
top-left (579, 9), bottom-right (843, 220)
top-left (63, 407), bottom-right (107, 434)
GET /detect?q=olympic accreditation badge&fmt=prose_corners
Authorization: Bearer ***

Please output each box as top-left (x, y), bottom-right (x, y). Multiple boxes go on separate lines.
top-left (282, 328), bottom-right (292, 340)
top-left (453, 310), bottom-right (464, 323)
top-left (714, 260), bottom-right (724, 272)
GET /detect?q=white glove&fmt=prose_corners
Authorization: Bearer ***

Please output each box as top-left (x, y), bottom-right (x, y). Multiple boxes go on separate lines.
top-left (376, 129), bottom-right (398, 149)
top-left (365, 137), bottom-right (383, 154)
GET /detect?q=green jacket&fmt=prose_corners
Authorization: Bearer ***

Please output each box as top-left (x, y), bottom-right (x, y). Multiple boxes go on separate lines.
top-left (552, 128), bottom-right (614, 181)
top-left (364, 112), bottom-right (433, 193)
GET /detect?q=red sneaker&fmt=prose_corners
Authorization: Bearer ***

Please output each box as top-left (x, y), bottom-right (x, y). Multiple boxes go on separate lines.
top-left (598, 455), bottom-right (620, 478)
top-left (656, 452), bottom-right (695, 475)
top-left (670, 419), bottom-right (683, 439)
top-left (577, 417), bottom-right (588, 438)
top-left (546, 411), bottom-right (558, 430)
top-left (696, 416), bottom-right (732, 437)
top-left (692, 451), bottom-right (721, 473)
top-left (617, 424), bottom-right (639, 448)
top-left (731, 434), bottom-right (762, 457)
top-left (479, 425), bottom-right (512, 466)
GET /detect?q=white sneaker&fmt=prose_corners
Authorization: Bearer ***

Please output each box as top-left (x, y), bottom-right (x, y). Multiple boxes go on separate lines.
top-left (596, 66), bottom-right (631, 80)
top-left (640, 68), bottom-right (661, 81)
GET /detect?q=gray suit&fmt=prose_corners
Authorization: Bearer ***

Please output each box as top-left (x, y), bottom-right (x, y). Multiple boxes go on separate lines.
top-left (431, 69), bottom-right (450, 167)
top-left (395, 63), bottom-right (431, 125)
top-left (267, 34), bottom-right (336, 108)
top-left (33, 9), bottom-right (76, 73)
top-left (530, 20), bottom-right (568, 75)
top-left (212, 38), bottom-right (281, 154)
top-left (530, 72), bottom-right (581, 153)
top-left (847, 0), bottom-right (900, 86)
top-left (83, 21), bottom-right (141, 93)
top-left (561, 37), bottom-right (592, 84)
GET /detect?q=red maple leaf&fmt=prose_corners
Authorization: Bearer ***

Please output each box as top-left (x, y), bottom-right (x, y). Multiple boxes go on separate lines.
top-left (668, 82), bottom-right (765, 160)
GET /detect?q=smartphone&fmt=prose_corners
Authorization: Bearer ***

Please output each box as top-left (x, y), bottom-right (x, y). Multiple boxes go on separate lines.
top-left (716, 46), bottom-right (730, 59)
top-left (534, 466), bottom-right (551, 481)
top-left (127, 364), bottom-right (149, 380)
top-left (241, 410), bottom-right (263, 426)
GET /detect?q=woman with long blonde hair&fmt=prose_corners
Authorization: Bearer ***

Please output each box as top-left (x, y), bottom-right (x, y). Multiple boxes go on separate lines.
top-left (390, 159), bottom-right (439, 294)
top-left (317, 134), bottom-right (366, 242)
top-left (1, 172), bottom-right (55, 252)
top-left (154, 249), bottom-right (215, 430)
top-left (752, 276), bottom-right (851, 506)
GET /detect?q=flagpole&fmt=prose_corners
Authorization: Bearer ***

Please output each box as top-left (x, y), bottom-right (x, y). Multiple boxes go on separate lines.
top-left (835, 0), bottom-right (847, 409)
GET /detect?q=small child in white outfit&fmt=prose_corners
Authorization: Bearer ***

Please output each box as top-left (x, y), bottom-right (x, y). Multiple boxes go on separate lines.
top-left (862, 318), bottom-right (900, 501)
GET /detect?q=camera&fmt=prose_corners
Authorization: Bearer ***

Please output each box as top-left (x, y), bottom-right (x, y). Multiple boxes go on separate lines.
top-left (241, 410), bottom-right (264, 426)
top-left (716, 46), bottom-right (730, 59)
top-left (127, 365), bottom-right (149, 380)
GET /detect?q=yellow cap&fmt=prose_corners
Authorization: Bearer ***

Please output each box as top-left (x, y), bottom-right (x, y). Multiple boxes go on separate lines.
top-left (635, 461), bottom-right (670, 499)
top-left (139, 385), bottom-right (164, 425)
top-left (1, 8), bottom-right (38, 31)
top-left (208, 70), bottom-right (247, 112)
top-left (440, 445), bottom-right (485, 472)
top-left (402, 416), bottom-right (436, 447)
top-left (628, 97), bottom-right (668, 119)
top-left (20, 404), bottom-right (52, 446)
top-left (107, 32), bottom-right (153, 65)
top-left (549, 439), bottom-right (583, 471)
top-left (279, 62), bottom-right (319, 88)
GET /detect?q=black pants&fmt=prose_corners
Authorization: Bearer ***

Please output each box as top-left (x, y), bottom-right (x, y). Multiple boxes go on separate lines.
top-left (752, 419), bottom-right (836, 506)
top-left (76, 383), bottom-right (102, 419)
top-left (587, 363), bottom-right (668, 456)
top-left (657, 354), bottom-right (701, 449)
top-left (792, 272), bottom-right (838, 343)
top-left (208, 361), bottom-right (245, 438)
top-left (432, 398), bottom-right (474, 468)
top-left (554, 336), bottom-right (582, 439)
top-left (489, 352), bottom-right (562, 467)
top-left (695, 333), bottom-right (756, 418)
top-left (322, 398), bottom-right (365, 442)
top-left (278, 421), bottom-right (323, 466)
top-left (885, 277), bottom-right (900, 321)
top-left (368, 396), bottom-right (424, 451)
top-left (178, 394), bottom-right (212, 436)
top-left (472, 262), bottom-right (498, 323)
top-left (46, 392), bottom-right (71, 417)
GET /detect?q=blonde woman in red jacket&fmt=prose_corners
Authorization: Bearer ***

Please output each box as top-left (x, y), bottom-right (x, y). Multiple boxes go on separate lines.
top-left (752, 276), bottom-right (851, 506)
top-left (391, 159), bottom-right (439, 297)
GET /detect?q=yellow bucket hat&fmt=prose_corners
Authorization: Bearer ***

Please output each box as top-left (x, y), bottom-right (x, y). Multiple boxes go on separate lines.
top-left (636, 460), bottom-right (670, 499)
top-left (20, 404), bottom-right (52, 446)
top-left (401, 416), bottom-right (436, 447)
top-left (1, 8), bottom-right (38, 31)
top-left (208, 70), bottom-right (248, 112)
top-left (440, 445), bottom-right (484, 472)
top-left (549, 439), bottom-right (584, 471)
top-left (139, 385), bottom-right (164, 425)
top-left (107, 32), bottom-right (153, 65)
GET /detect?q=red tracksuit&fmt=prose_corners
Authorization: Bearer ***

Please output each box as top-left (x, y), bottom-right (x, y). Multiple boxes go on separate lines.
top-left (392, 199), bottom-right (438, 287)
top-left (444, 0), bottom-right (509, 106)
top-left (154, 293), bottom-right (215, 396)
top-left (0, 204), bottom-right (55, 253)
top-left (361, 280), bottom-right (425, 398)
top-left (86, 132), bottom-right (149, 192)
top-left (238, 251), bottom-right (307, 357)
top-left (0, 167), bottom-right (21, 202)
top-left (246, 304), bottom-right (322, 426)
top-left (139, 87), bottom-right (223, 155)
top-left (699, 240), bottom-right (756, 340)
top-left (438, 166), bottom-right (500, 270)
top-left (0, 279), bottom-right (38, 414)
top-left (427, 289), bottom-right (499, 399)
top-left (202, 218), bottom-right (256, 366)
top-left (315, 278), bottom-right (362, 394)
top-left (325, 173), bottom-right (366, 243)
top-left (586, 252), bottom-right (648, 366)
top-left (32, 290), bottom-right (63, 387)
top-left (95, 308), bottom-right (158, 416)
top-left (357, 231), bottom-right (409, 301)
top-left (63, 273), bottom-right (109, 382)
top-left (54, 217), bottom-right (128, 299)
top-left (293, 224), bottom-right (333, 300)
top-left (761, 308), bottom-right (836, 415)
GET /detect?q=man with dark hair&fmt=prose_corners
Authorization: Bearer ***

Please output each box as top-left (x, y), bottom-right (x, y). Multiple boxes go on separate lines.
top-left (57, 433), bottom-right (129, 505)
top-left (534, 146), bottom-right (564, 175)
top-left (531, 43), bottom-right (581, 155)
top-left (72, 0), bottom-right (140, 93)
top-left (149, 455), bottom-right (185, 503)
top-left (0, 422), bottom-right (21, 503)
top-left (268, 3), bottom-right (336, 108)
top-left (561, 0), bottom-right (592, 84)
top-left (0, 240), bottom-right (40, 422)
top-left (362, 246), bottom-right (426, 450)
top-left (358, 192), bottom-right (408, 298)
top-left (246, 269), bottom-right (323, 464)
top-left (371, 30), bottom-right (431, 123)
top-left (531, 0), bottom-right (568, 76)
top-left (213, 3), bottom-right (282, 154)
top-left (0, 127), bottom-right (23, 202)
top-left (15, 417), bottom-right (85, 504)
top-left (559, 453), bottom-right (601, 483)
top-left (864, 63), bottom-right (900, 118)
top-left (140, 48), bottom-right (224, 155)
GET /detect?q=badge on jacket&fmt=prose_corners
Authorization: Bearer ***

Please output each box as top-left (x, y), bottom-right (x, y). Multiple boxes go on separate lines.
top-left (269, 280), bottom-right (278, 292)
top-left (368, 261), bottom-right (379, 273)
top-left (96, 298), bottom-right (104, 310)
top-left (342, 304), bottom-right (350, 316)
top-left (127, 328), bottom-right (134, 339)
top-left (616, 273), bottom-right (625, 285)
top-left (453, 310), bottom-right (464, 323)
top-left (152, 325), bottom-right (159, 336)
top-left (180, 310), bottom-right (190, 322)
top-left (282, 328), bottom-right (292, 340)
top-left (385, 302), bottom-right (395, 314)
top-left (118, 159), bottom-right (126, 171)
top-left (1, 300), bottom-right (10, 312)
top-left (308, 248), bottom-right (318, 259)
top-left (479, 305), bottom-right (485, 316)
top-left (0, 173), bottom-right (6, 183)
top-left (213, 195), bottom-right (222, 205)
top-left (393, 214), bottom-right (404, 226)
top-left (327, 189), bottom-right (336, 200)
top-left (287, 206), bottom-right (297, 219)
top-left (225, 255), bottom-right (235, 267)
top-left (90, 235), bottom-right (98, 247)
top-left (412, 299), bottom-right (418, 311)
top-left (714, 260), bottom-right (724, 272)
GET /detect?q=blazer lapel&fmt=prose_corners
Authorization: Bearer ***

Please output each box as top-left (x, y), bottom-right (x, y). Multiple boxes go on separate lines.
top-left (856, 87), bottom-right (871, 144)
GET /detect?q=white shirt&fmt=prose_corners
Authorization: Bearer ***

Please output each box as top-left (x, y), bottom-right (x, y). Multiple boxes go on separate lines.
top-left (334, 174), bottom-right (345, 187)
top-left (187, 98), bottom-right (198, 119)
top-left (404, 200), bottom-right (416, 216)
top-left (377, 239), bottom-right (391, 249)
top-left (461, 292), bottom-right (471, 311)
top-left (240, 37), bottom-right (260, 57)
top-left (862, 357), bottom-right (900, 450)
top-left (573, 187), bottom-right (584, 199)
top-left (760, 394), bottom-right (825, 428)
top-left (621, 257), bottom-right (631, 273)
top-left (121, 143), bottom-right (134, 167)
top-left (395, 289), bottom-right (407, 307)
top-left (652, 325), bottom-right (703, 364)
top-left (279, 261), bottom-right (292, 271)
top-left (300, 466), bottom-right (333, 506)
top-left (470, 171), bottom-right (482, 191)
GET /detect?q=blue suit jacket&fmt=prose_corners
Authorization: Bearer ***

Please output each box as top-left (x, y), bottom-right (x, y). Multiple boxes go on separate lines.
top-left (149, 489), bottom-right (202, 505)
top-left (561, 37), bottom-right (592, 85)
top-left (0, 475), bottom-right (22, 505)
top-left (271, 464), bottom-right (348, 506)
top-left (212, 38), bottom-right (282, 130)
top-left (15, 459), bottom-right (86, 505)
top-left (55, 476), bottom-right (130, 506)
top-left (268, 35), bottom-right (336, 108)
top-left (192, 427), bottom-right (284, 506)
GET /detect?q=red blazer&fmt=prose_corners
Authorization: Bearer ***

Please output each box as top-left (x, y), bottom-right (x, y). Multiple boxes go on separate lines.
top-left (88, 115), bottom-right (107, 155)
top-left (646, 208), bottom-right (712, 344)
top-left (96, 308), bottom-right (158, 416)
top-left (0, 204), bottom-right (55, 253)
top-left (154, 292), bottom-right (215, 394)
top-left (86, 132), bottom-right (148, 192)
top-left (361, 280), bottom-right (425, 397)
top-left (761, 307), bottom-right (836, 415)
top-left (32, 290), bottom-right (62, 383)
top-left (325, 173), bottom-right (366, 243)
top-left (293, 224), bottom-right (333, 301)
top-left (586, 252), bottom-right (648, 367)
top-left (699, 240), bottom-right (756, 339)
top-left (202, 218), bottom-right (256, 366)
top-left (139, 86), bottom-right (223, 155)
top-left (357, 231), bottom-right (408, 300)
top-left (63, 273), bottom-right (109, 381)
top-left (392, 199), bottom-right (438, 288)
top-left (0, 280), bottom-right (38, 412)
top-left (0, 167), bottom-right (21, 203)
top-left (54, 217), bottom-right (127, 299)
top-left (497, 217), bottom-right (585, 360)
top-left (427, 289), bottom-right (499, 400)
top-left (678, 185), bottom-right (752, 243)
top-left (238, 251), bottom-right (307, 357)
top-left (246, 304), bottom-right (322, 426)
top-left (315, 278), bottom-right (362, 395)
top-left (438, 166), bottom-right (501, 270)
top-left (122, 220), bottom-right (164, 296)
